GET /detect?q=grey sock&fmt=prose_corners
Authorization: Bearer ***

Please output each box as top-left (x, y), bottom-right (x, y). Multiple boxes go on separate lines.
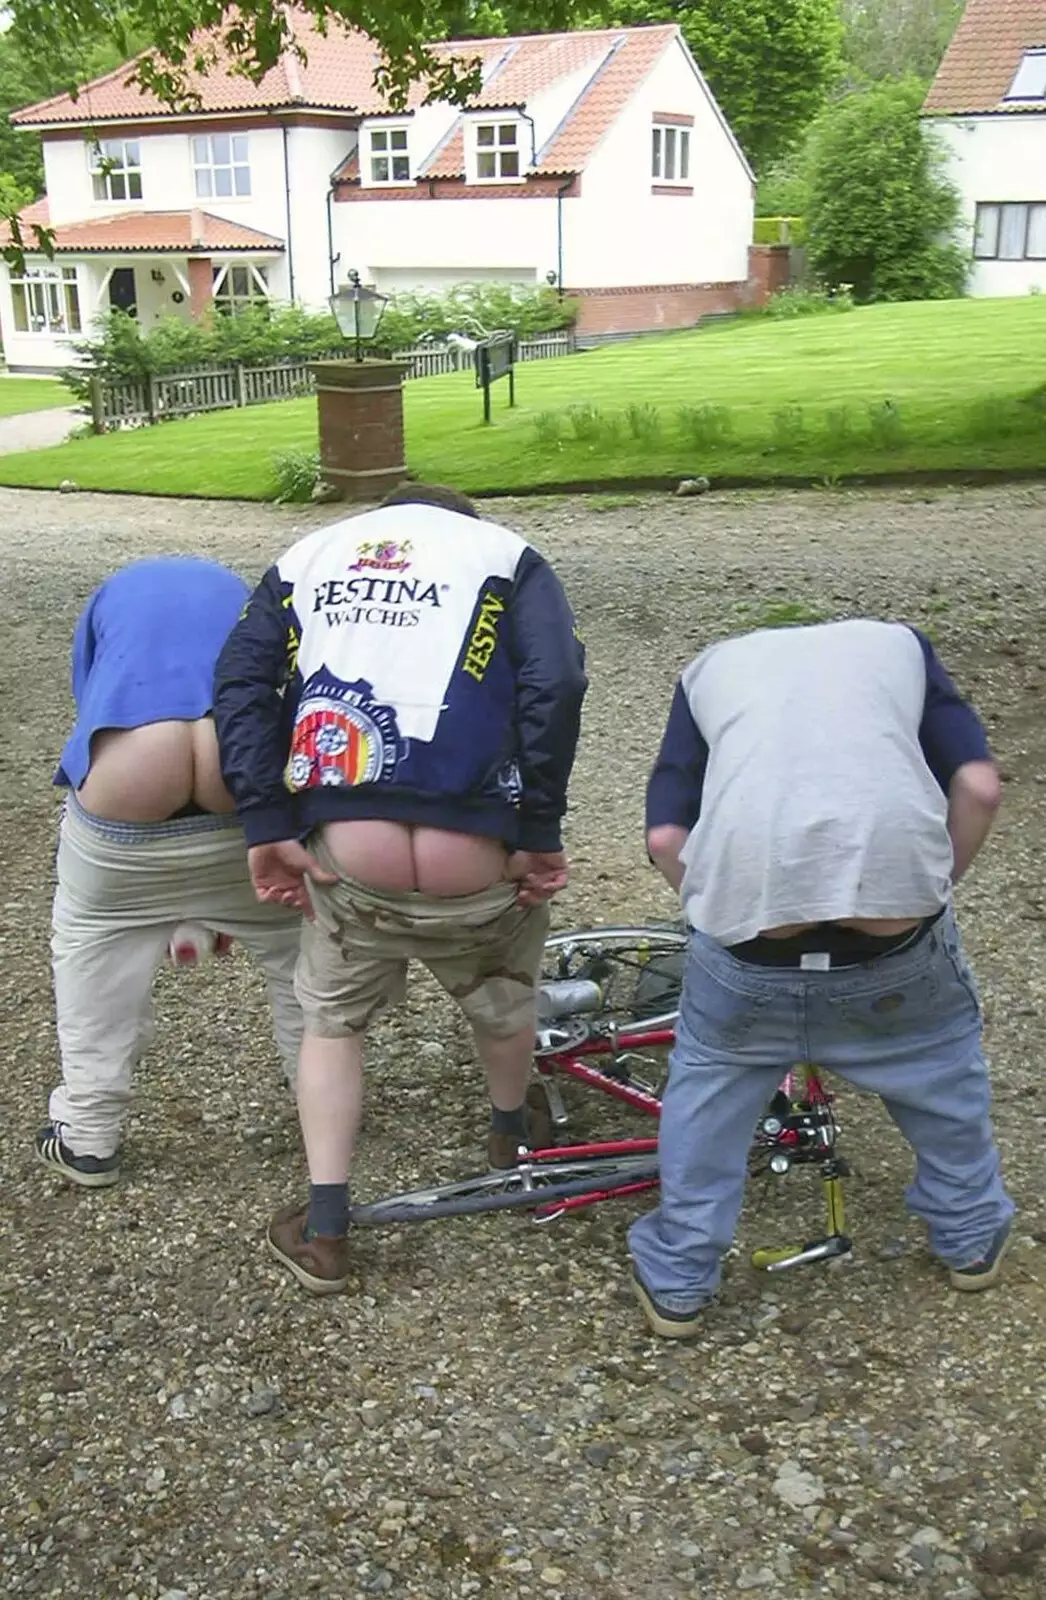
top-left (490, 1103), bottom-right (527, 1137)
top-left (305, 1182), bottom-right (350, 1239)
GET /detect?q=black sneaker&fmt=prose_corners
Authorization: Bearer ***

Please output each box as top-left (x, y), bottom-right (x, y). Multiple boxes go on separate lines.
top-left (35, 1125), bottom-right (119, 1189)
top-left (947, 1219), bottom-right (1012, 1293)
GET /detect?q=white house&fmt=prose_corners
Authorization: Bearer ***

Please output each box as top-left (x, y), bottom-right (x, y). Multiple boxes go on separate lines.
top-left (924, 0), bottom-right (1046, 296)
top-left (0, 12), bottom-right (761, 371)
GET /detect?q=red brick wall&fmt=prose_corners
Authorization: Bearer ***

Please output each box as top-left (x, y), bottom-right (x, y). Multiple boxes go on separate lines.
top-left (570, 246), bottom-right (795, 336)
top-left (747, 245), bottom-right (792, 306)
top-left (571, 281), bottom-right (745, 337)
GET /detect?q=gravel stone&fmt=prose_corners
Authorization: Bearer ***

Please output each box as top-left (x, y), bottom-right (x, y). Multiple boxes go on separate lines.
top-left (5, 483), bottom-right (1046, 1599)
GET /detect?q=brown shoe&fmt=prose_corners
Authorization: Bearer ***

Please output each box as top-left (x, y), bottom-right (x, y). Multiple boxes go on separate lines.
top-left (267, 1204), bottom-right (350, 1295)
top-left (487, 1081), bottom-right (555, 1169)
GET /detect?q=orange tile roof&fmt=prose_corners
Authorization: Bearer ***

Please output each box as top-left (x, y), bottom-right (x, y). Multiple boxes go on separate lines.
top-left (11, 14), bottom-right (504, 125)
top-left (413, 24), bottom-right (677, 180)
top-left (0, 196), bottom-right (50, 246)
top-left (539, 25), bottom-right (676, 172)
top-left (1, 203), bottom-right (283, 253)
top-left (924, 0), bottom-right (1046, 114)
top-left (11, 13), bottom-right (681, 184)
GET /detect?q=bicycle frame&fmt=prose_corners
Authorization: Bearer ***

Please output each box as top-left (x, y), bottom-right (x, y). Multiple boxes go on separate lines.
top-left (530, 1020), bottom-right (853, 1266)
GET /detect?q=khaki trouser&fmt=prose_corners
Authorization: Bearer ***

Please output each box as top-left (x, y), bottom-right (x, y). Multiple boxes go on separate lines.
top-left (49, 795), bottom-right (303, 1158)
top-left (295, 839), bottom-right (550, 1039)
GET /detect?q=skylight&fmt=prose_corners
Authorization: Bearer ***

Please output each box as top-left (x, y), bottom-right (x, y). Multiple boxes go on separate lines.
top-left (1005, 48), bottom-right (1046, 101)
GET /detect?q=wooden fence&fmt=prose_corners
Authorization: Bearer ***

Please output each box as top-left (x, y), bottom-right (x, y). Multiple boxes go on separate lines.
top-left (88, 330), bottom-right (576, 432)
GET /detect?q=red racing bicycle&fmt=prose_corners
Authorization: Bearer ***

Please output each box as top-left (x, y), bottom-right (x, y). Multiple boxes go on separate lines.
top-left (349, 923), bottom-right (853, 1273)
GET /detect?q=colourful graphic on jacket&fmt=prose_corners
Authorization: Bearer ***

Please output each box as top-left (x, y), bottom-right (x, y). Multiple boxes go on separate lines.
top-left (349, 539), bottom-right (413, 573)
top-left (286, 671), bottom-right (404, 791)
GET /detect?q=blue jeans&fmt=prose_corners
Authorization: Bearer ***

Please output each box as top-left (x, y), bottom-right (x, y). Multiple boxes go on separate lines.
top-left (628, 907), bottom-right (1014, 1309)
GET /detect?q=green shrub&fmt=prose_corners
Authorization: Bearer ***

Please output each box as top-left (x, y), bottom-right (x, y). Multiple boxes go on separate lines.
top-left (376, 282), bottom-right (576, 351)
top-left (753, 215), bottom-right (807, 246)
top-left (771, 404), bottom-right (807, 449)
top-left (804, 79), bottom-right (968, 303)
top-left (567, 402), bottom-right (604, 442)
top-left (532, 410), bottom-right (564, 445)
top-left (763, 284), bottom-right (854, 319)
top-left (822, 405), bottom-right (855, 449)
top-left (866, 400), bottom-right (906, 450)
top-left (625, 402), bottom-right (662, 441)
top-left (677, 403), bottom-right (735, 450)
top-left (271, 449), bottom-right (321, 504)
top-left (596, 411), bottom-right (624, 447)
top-left (64, 282), bottom-right (576, 396)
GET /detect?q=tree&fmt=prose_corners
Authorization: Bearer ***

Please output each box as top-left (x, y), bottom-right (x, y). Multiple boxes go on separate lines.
top-left (840, 0), bottom-right (963, 85)
top-left (582, 0), bottom-right (843, 171)
top-left (803, 78), bottom-right (967, 303)
top-left (0, 22), bottom-right (143, 200)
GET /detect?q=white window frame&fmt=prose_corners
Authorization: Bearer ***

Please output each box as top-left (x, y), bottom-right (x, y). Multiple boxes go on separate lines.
top-left (1005, 49), bottom-right (1046, 101)
top-left (212, 260), bottom-right (271, 315)
top-left (651, 123), bottom-right (691, 185)
top-left (9, 263), bottom-right (82, 336)
top-left (89, 139), bottom-right (143, 203)
top-left (192, 133), bottom-right (251, 199)
top-left (472, 120), bottom-right (523, 183)
top-left (974, 201), bottom-right (1046, 261)
top-left (367, 125), bottom-right (411, 185)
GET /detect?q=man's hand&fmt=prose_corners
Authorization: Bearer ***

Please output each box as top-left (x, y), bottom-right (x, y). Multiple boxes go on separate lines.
top-left (505, 850), bottom-right (569, 907)
top-left (248, 840), bottom-right (337, 917)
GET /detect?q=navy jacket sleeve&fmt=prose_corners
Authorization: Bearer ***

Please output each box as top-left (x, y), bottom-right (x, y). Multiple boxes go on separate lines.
top-left (506, 548), bottom-right (588, 852)
top-left (212, 566), bottom-right (300, 847)
top-left (646, 681), bottom-right (709, 833)
top-left (907, 627), bottom-right (993, 793)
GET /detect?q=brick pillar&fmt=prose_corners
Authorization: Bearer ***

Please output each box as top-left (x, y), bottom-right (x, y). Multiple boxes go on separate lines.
top-left (746, 245), bottom-right (792, 307)
top-left (310, 359), bottom-right (409, 500)
top-left (187, 255), bottom-right (213, 321)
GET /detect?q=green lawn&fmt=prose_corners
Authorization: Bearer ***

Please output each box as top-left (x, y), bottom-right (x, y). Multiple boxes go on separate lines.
top-left (0, 376), bottom-right (73, 416)
top-left (0, 298), bottom-right (1044, 498)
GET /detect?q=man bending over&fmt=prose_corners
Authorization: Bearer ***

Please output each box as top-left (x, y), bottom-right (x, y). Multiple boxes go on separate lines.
top-left (37, 556), bottom-right (303, 1187)
top-left (630, 617), bottom-right (1010, 1338)
top-left (213, 483), bottom-right (587, 1294)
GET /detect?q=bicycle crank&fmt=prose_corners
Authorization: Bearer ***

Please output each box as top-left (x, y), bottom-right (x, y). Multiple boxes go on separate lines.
top-left (751, 1234), bottom-right (853, 1272)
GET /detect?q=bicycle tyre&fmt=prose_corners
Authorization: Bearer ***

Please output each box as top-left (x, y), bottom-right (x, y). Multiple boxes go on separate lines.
top-left (349, 1153), bottom-right (660, 1225)
top-left (541, 924), bottom-right (687, 1030)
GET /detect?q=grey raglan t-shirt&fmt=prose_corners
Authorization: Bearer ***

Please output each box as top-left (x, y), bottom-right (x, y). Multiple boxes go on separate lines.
top-left (662, 620), bottom-right (967, 945)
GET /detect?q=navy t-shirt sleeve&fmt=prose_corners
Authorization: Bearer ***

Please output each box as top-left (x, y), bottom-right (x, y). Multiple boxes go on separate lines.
top-left (908, 627), bottom-right (993, 792)
top-left (646, 681), bottom-right (709, 831)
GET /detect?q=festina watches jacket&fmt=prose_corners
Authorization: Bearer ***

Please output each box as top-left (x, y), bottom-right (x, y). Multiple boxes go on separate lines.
top-left (212, 502), bottom-right (588, 852)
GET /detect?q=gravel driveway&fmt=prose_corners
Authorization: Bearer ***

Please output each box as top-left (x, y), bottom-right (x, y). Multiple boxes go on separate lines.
top-left (2, 482), bottom-right (1046, 1600)
top-left (0, 405), bottom-right (80, 455)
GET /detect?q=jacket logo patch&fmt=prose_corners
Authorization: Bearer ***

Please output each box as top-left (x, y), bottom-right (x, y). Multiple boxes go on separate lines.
top-left (462, 591), bottom-right (505, 683)
top-left (349, 539), bottom-right (412, 573)
top-left (286, 673), bottom-right (403, 791)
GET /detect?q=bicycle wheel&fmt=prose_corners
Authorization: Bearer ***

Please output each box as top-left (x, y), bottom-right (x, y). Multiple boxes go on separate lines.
top-left (349, 1152), bottom-right (660, 1225)
top-left (540, 923), bottom-right (687, 1031)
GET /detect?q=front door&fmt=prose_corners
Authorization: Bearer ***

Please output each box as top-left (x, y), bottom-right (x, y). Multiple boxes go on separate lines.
top-left (108, 267), bottom-right (138, 316)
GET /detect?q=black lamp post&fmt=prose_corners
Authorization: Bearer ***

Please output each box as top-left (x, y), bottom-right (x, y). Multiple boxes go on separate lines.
top-left (329, 269), bottom-right (389, 362)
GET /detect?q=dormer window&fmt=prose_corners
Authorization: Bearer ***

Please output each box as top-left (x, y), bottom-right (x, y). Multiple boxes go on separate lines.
top-left (89, 139), bottom-right (142, 202)
top-left (475, 121), bottom-right (521, 181)
top-left (369, 127), bottom-right (411, 184)
top-left (1005, 49), bottom-right (1046, 101)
